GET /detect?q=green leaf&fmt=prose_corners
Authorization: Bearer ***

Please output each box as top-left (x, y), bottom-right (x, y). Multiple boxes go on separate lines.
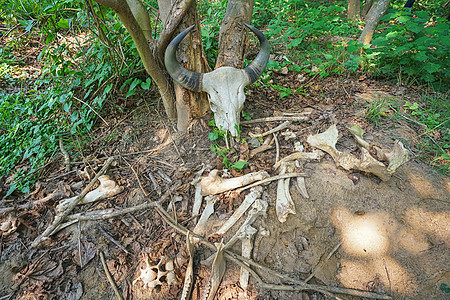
top-left (231, 160), bottom-right (248, 170)
top-left (126, 89), bottom-right (136, 98)
top-left (63, 101), bottom-right (72, 112)
top-left (423, 62), bottom-right (440, 73)
top-left (71, 110), bottom-right (79, 122)
top-left (57, 18), bottom-right (70, 29)
top-left (129, 78), bottom-right (141, 91)
top-left (104, 83), bottom-right (113, 94)
top-left (140, 78), bottom-right (152, 90)
top-left (208, 132), bottom-right (219, 141)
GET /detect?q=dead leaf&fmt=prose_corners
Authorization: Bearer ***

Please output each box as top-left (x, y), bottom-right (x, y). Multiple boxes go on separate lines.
top-left (72, 241), bottom-right (96, 267)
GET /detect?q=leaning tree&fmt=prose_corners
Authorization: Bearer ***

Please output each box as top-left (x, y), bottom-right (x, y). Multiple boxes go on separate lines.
top-left (92, 0), bottom-right (267, 135)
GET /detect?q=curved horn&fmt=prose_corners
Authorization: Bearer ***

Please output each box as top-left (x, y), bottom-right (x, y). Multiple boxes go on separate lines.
top-left (164, 25), bottom-right (202, 92)
top-left (243, 23), bottom-right (270, 84)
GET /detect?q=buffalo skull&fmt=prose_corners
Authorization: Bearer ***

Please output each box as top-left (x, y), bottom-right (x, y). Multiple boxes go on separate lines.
top-left (165, 23), bottom-right (269, 137)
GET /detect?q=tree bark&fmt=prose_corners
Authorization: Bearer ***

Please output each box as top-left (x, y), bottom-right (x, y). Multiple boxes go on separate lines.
top-left (215, 0), bottom-right (255, 69)
top-left (159, 0), bottom-right (210, 132)
top-left (361, 0), bottom-right (374, 18)
top-left (348, 0), bottom-right (361, 20)
top-left (358, 0), bottom-right (391, 45)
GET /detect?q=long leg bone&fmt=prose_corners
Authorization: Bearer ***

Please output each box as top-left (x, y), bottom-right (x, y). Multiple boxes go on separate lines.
top-left (200, 170), bottom-right (269, 195)
top-left (193, 196), bottom-right (218, 236)
top-left (237, 225), bottom-right (257, 292)
top-left (216, 186), bottom-right (262, 236)
top-left (191, 164), bottom-right (210, 219)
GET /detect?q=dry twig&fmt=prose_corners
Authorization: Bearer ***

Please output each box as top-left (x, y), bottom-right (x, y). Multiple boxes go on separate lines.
top-left (99, 250), bottom-right (124, 300)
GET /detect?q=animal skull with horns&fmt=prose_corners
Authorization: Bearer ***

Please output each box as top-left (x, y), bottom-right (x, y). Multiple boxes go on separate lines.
top-left (165, 23), bottom-right (270, 137)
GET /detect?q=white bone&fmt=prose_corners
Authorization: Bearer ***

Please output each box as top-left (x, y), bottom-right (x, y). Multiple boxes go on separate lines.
top-left (216, 186), bottom-right (262, 235)
top-left (191, 164), bottom-right (210, 218)
top-left (237, 225), bottom-right (257, 291)
top-left (165, 259), bottom-right (177, 286)
top-left (200, 170), bottom-right (269, 195)
top-left (193, 196), bottom-right (218, 235)
top-left (296, 176), bottom-right (309, 199)
top-left (132, 255), bottom-right (167, 290)
top-left (202, 67), bottom-right (250, 137)
top-left (276, 162), bottom-right (296, 223)
top-left (56, 175), bottom-right (123, 214)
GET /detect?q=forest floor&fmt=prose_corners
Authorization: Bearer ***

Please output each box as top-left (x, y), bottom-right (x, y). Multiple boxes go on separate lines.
top-left (1, 40), bottom-right (449, 300)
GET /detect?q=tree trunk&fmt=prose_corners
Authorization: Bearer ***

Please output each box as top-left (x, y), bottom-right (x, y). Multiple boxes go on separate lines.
top-left (358, 0), bottom-right (391, 45)
top-left (95, 0), bottom-right (177, 120)
top-left (362, 0), bottom-right (374, 18)
top-left (159, 0), bottom-right (210, 132)
top-left (348, 0), bottom-right (361, 20)
top-left (215, 0), bottom-right (255, 69)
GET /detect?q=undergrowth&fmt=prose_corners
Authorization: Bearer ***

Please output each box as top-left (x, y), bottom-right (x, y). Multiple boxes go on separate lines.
top-left (0, 0), bottom-right (148, 196)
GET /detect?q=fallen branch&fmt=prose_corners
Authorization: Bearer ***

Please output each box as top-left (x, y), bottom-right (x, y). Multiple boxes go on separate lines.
top-left (31, 157), bottom-right (115, 248)
top-left (99, 250), bottom-right (124, 300)
top-left (241, 115), bottom-right (309, 124)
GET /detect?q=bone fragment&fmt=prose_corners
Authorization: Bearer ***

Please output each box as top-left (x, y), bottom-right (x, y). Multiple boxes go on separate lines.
top-left (193, 196), bottom-right (218, 236)
top-left (165, 259), bottom-right (177, 286)
top-left (201, 242), bottom-right (226, 300)
top-left (224, 199), bottom-right (268, 249)
top-left (181, 232), bottom-right (195, 300)
top-left (132, 255), bottom-right (166, 289)
top-left (274, 150), bottom-right (324, 169)
top-left (348, 124), bottom-right (370, 149)
top-left (296, 176), bottom-right (309, 199)
top-left (276, 162), bottom-right (296, 223)
top-left (307, 124), bottom-right (408, 181)
top-left (359, 148), bottom-right (390, 181)
top-left (238, 225), bottom-right (257, 292)
top-left (216, 187), bottom-right (262, 236)
top-left (249, 121), bottom-right (290, 138)
top-left (376, 140), bottom-right (409, 173)
top-left (200, 170), bottom-right (269, 195)
top-left (56, 175), bottom-right (123, 214)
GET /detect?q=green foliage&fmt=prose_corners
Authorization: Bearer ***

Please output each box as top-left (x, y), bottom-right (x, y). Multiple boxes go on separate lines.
top-left (0, 0), bottom-right (150, 196)
top-left (370, 9), bottom-right (449, 87)
top-left (364, 95), bottom-right (396, 126)
top-left (208, 118), bottom-right (248, 170)
top-left (402, 91), bottom-right (449, 172)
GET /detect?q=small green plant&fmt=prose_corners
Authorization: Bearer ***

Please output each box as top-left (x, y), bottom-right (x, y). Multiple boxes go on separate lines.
top-left (364, 96), bottom-right (396, 125)
top-left (208, 118), bottom-right (248, 170)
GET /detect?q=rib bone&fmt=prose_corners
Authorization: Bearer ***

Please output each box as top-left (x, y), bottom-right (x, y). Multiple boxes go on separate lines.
top-left (276, 162), bottom-right (296, 223)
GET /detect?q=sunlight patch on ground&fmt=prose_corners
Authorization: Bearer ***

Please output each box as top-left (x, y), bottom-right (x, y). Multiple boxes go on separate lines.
top-left (338, 256), bottom-right (418, 295)
top-left (404, 207), bottom-right (450, 247)
top-left (331, 205), bottom-right (448, 296)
